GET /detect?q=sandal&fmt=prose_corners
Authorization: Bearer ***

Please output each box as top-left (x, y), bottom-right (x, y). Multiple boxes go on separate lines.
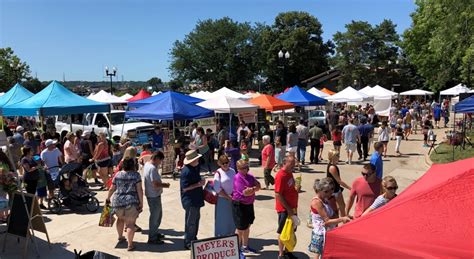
top-left (127, 245), bottom-right (135, 251)
top-left (118, 237), bottom-right (126, 243)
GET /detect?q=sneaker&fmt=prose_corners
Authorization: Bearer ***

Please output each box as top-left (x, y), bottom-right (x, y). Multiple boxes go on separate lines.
top-left (94, 179), bottom-right (102, 184)
top-left (39, 204), bottom-right (47, 210)
top-left (184, 243), bottom-right (191, 250)
top-left (241, 246), bottom-right (259, 255)
top-left (157, 233), bottom-right (165, 239)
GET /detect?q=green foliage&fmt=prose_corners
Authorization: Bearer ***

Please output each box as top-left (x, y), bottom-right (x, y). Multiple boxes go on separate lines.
top-left (402, 0), bottom-right (474, 91)
top-left (147, 77), bottom-right (163, 91)
top-left (22, 78), bottom-right (46, 93)
top-left (260, 11), bottom-right (333, 93)
top-left (331, 20), bottom-right (403, 90)
top-left (167, 79), bottom-right (184, 91)
top-left (0, 47), bottom-right (31, 91)
top-left (169, 17), bottom-right (258, 91)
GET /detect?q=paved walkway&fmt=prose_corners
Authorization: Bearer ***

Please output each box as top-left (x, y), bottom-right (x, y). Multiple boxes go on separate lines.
top-left (1, 127), bottom-right (444, 259)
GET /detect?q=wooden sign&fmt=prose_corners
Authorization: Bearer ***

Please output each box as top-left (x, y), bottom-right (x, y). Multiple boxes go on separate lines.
top-left (3, 192), bottom-right (50, 257)
top-left (191, 234), bottom-right (239, 259)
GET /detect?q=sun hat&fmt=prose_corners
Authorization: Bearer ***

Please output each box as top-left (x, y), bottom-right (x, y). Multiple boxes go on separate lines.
top-left (45, 139), bottom-right (57, 147)
top-left (81, 130), bottom-right (91, 137)
top-left (183, 150), bottom-right (202, 165)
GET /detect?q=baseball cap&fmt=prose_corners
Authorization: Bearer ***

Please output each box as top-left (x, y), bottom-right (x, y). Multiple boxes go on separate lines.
top-left (16, 126), bottom-right (24, 132)
top-left (45, 139), bottom-right (57, 147)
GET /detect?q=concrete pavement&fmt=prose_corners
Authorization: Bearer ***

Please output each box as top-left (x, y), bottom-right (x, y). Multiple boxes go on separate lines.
top-left (0, 127), bottom-right (445, 259)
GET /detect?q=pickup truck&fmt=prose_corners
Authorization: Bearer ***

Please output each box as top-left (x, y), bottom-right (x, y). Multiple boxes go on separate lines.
top-left (55, 110), bottom-right (155, 141)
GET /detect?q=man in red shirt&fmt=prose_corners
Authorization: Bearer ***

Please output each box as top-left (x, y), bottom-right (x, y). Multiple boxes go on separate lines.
top-left (346, 164), bottom-right (381, 218)
top-left (274, 156), bottom-right (298, 259)
top-left (261, 135), bottom-right (275, 189)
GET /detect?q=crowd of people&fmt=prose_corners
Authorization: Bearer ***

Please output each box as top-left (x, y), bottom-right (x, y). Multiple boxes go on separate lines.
top-left (0, 96), bottom-right (450, 258)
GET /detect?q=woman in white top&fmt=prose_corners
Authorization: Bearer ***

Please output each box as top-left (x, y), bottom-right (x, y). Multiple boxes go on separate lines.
top-left (213, 155), bottom-right (236, 237)
top-left (377, 121), bottom-right (391, 157)
top-left (64, 132), bottom-right (80, 163)
top-left (308, 178), bottom-right (351, 258)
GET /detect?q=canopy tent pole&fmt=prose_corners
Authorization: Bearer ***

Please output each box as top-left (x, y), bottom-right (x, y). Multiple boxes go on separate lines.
top-left (229, 113), bottom-right (232, 140)
top-left (69, 115), bottom-right (73, 132)
top-left (40, 116), bottom-right (44, 133)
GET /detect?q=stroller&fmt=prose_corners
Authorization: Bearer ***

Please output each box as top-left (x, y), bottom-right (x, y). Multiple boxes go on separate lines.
top-left (48, 163), bottom-right (99, 214)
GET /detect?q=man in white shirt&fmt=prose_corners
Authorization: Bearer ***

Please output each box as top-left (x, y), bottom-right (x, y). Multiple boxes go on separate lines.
top-left (237, 120), bottom-right (252, 147)
top-left (40, 139), bottom-right (64, 183)
top-left (296, 119), bottom-right (309, 165)
top-left (143, 151), bottom-right (170, 244)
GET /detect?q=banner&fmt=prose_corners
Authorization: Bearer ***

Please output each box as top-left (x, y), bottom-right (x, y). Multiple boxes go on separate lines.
top-left (191, 234), bottom-right (239, 259)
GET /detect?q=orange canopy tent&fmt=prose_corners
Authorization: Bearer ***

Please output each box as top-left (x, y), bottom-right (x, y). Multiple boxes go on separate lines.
top-left (127, 89), bottom-right (151, 102)
top-left (321, 88), bottom-right (336, 95)
top-left (249, 94), bottom-right (294, 111)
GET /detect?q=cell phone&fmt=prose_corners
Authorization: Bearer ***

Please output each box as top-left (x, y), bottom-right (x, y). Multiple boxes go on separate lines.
top-left (33, 155), bottom-right (41, 161)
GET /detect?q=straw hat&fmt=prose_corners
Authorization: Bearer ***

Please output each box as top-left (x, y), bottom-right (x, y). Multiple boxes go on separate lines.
top-left (183, 150), bottom-right (202, 165)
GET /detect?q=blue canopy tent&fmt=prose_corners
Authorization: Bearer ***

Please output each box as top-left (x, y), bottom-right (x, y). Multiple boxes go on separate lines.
top-left (128, 91), bottom-right (203, 109)
top-left (454, 96), bottom-right (474, 113)
top-left (125, 95), bottom-right (214, 120)
top-left (0, 83), bottom-right (34, 111)
top-left (2, 80), bottom-right (110, 116)
top-left (276, 85), bottom-right (327, 106)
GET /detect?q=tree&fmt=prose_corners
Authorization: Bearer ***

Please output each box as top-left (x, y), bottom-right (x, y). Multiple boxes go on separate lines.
top-left (167, 79), bottom-right (184, 91)
top-left (22, 78), bottom-right (46, 93)
top-left (260, 12), bottom-right (333, 93)
top-left (169, 17), bottom-right (258, 91)
top-left (402, 0), bottom-right (474, 91)
top-left (147, 77), bottom-right (163, 91)
top-left (331, 20), bottom-right (402, 90)
top-left (0, 47), bottom-right (31, 91)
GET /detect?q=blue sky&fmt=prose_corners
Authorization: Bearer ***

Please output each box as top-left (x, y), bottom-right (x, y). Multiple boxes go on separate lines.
top-left (1, 0), bottom-right (416, 82)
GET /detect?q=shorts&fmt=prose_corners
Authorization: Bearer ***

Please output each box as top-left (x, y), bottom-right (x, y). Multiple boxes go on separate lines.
top-left (320, 144), bottom-right (324, 149)
top-left (308, 231), bottom-right (324, 254)
top-left (114, 206), bottom-right (139, 221)
top-left (381, 141), bottom-right (389, 145)
top-left (345, 143), bottom-right (356, 152)
top-left (277, 211), bottom-right (289, 234)
top-left (333, 141), bottom-right (342, 147)
top-left (404, 124), bottom-right (411, 129)
top-left (232, 202), bottom-right (255, 230)
top-left (332, 189), bottom-right (343, 198)
top-left (37, 186), bottom-right (47, 198)
top-left (390, 123), bottom-right (396, 129)
top-left (96, 158), bottom-right (111, 168)
top-left (287, 146), bottom-right (297, 153)
top-left (434, 117), bottom-right (440, 122)
top-left (24, 180), bottom-right (38, 195)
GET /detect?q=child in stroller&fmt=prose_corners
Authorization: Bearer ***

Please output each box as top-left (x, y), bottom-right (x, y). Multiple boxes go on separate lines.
top-left (48, 163), bottom-right (99, 214)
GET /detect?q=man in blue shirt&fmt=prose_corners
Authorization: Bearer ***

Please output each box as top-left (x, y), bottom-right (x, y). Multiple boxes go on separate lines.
top-left (433, 105), bottom-right (442, 128)
top-left (400, 105), bottom-right (409, 118)
top-left (151, 126), bottom-right (164, 151)
top-left (370, 142), bottom-right (384, 179)
top-left (180, 150), bottom-right (205, 250)
top-left (357, 117), bottom-right (374, 161)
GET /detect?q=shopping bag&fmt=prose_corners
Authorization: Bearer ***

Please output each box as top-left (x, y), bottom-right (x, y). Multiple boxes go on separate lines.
top-left (203, 171), bottom-right (221, 205)
top-left (279, 217), bottom-right (297, 252)
top-left (98, 205), bottom-right (115, 227)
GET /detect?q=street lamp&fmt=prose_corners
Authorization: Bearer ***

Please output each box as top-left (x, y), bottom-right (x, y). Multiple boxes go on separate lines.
top-left (388, 60), bottom-right (400, 92)
top-left (278, 50), bottom-right (290, 87)
top-left (205, 68), bottom-right (213, 90)
top-left (104, 66), bottom-right (117, 94)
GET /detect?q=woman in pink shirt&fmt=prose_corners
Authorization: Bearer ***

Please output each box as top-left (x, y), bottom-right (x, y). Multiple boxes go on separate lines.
top-left (64, 132), bottom-right (80, 163)
top-left (261, 135), bottom-right (275, 189)
top-left (232, 160), bottom-right (261, 256)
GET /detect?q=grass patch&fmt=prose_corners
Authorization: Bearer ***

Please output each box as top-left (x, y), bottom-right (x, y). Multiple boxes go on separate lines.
top-left (430, 131), bottom-right (474, 164)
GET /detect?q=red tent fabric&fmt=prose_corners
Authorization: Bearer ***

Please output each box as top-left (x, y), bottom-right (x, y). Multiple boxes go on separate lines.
top-left (127, 89), bottom-right (151, 102)
top-left (249, 94), bottom-right (294, 111)
top-left (324, 158), bottom-right (474, 259)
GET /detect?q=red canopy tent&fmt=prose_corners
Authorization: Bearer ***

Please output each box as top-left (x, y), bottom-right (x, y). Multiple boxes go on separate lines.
top-left (127, 89), bottom-right (151, 102)
top-left (249, 94), bottom-right (294, 112)
top-left (324, 158), bottom-right (474, 259)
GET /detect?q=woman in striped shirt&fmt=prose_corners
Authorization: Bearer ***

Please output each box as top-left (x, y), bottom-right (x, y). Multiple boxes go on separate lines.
top-left (362, 176), bottom-right (398, 216)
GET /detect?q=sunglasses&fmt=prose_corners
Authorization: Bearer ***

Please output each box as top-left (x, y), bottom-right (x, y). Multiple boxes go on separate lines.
top-left (240, 166), bottom-right (249, 170)
top-left (386, 186), bottom-right (398, 191)
top-left (222, 162), bottom-right (229, 165)
top-left (361, 172), bottom-right (373, 177)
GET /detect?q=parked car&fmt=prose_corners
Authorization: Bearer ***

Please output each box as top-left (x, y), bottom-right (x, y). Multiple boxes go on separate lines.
top-left (55, 110), bottom-right (155, 141)
top-left (308, 110), bottom-right (327, 129)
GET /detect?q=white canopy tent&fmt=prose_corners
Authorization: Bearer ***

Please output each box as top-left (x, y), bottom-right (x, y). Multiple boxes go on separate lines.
top-left (358, 86), bottom-right (373, 96)
top-left (119, 93), bottom-right (133, 101)
top-left (88, 90), bottom-right (127, 104)
top-left (244, 92), bottom-right (261, 98)
top-left (399, 89), bottom-right (434, 96)
top-left (307, 87), bottom-right (330, 98)
top-left (190, 90), bottom-right (212, 100)
top-left (197, 96), bottom-right (258, 113)
top-left (209, 87), bottom-right (250, 100)
top-left (440, 84), bottom-right (471, 96)
top-left (151, 91), bottom-right (162, 96)
top-left (371, 85), bottom-right (398, 97)
top-left (326, 86), bottom-right (372, 103)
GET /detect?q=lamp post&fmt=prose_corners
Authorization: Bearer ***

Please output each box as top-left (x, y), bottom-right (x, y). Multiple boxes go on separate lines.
top-left (205, 68), bottom-right (213, 90)
top-left (105, 66), bottom-right (117, 94)
top-left (278, 50), bottom-right (290, 88)
top-left (388, 60), bottom-right (400, 92)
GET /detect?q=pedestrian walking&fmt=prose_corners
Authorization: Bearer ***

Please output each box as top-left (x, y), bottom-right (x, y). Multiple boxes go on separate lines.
top-left (345, 164), bottom-right (381, 219)
top-left (213, 155), bottom-right (236, 237)
top-left (326, 150), bottom-right (351, 217)
top-left (377, 121), bottom-right (390, 157)
top-left (309, 122), bottom-right (323, 164)
top-left (370, 142), bottom-right (384, 179)
top-left (261, 135), bottom-right (275, 189)
top-left (342, 119), bottom-right (360, 164)
top-left (296, 120), bottom-right (309, 165)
